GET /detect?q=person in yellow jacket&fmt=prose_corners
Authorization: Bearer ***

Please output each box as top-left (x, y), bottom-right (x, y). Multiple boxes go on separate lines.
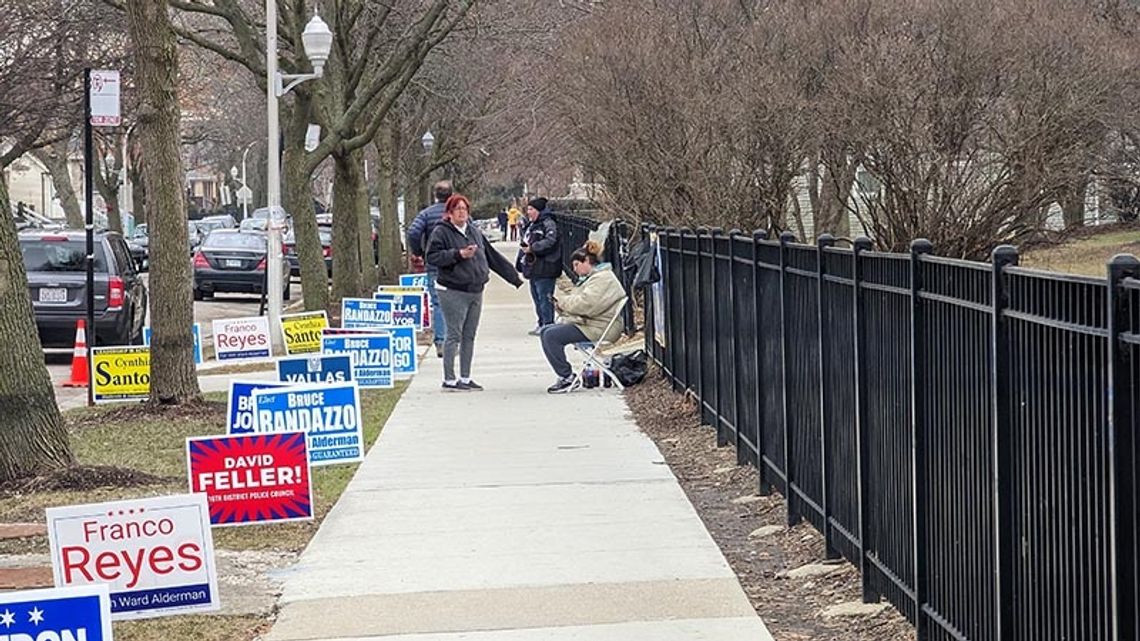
top-left (540, 240), bottom-right (627, 393)
top-left (506, 205), bottom-right (521, 241)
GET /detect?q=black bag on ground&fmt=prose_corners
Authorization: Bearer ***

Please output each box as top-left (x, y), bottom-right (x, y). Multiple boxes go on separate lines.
top-left (609, 349), bottom-right (648, 387)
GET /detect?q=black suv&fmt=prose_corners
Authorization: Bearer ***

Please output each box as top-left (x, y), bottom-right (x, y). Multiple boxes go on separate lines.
top-left (20, 229), bottom-right (148, 347)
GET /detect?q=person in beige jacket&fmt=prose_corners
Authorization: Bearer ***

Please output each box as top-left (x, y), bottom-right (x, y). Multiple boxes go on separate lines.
top-left (541, 240), bottom-right (627, 393)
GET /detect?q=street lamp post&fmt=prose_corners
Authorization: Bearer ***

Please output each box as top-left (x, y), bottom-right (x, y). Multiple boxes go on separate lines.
top-left (265, 4), bottom-right (332, 346)
top-left (421, 131), bottom-right (434, 208)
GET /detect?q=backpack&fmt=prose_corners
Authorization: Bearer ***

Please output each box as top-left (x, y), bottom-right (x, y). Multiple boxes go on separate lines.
top-left (608, 349), bottom-right (649, 387)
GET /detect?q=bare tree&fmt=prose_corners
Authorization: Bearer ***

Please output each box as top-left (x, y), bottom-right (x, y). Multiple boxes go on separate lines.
top-left (124, 0), bottom-right (200, 403)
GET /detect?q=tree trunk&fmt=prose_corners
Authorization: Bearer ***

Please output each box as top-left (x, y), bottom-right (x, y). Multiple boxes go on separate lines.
top-left (93, 146), bottom-right (122, 233)
top-left (815, 145), bottom-right (858, 236)
top-left (125, 0), bottom-right (199, 404)
top-left (0, 178), bottom-right (73, 482)
top-left (131, 164), bottom-right (146, 227)
top-left (375, 118), bottom-right (403, 285)
top-left (331, 149), bottom-right (364, 303)
top-left (283, 99), bottom-right (329, 313)
top-left (357, 159), bottom-right (378, 293)
top-left (1060, 177), bottom-right (1087, 230)
top-left (32, 141), bottom-right (82, 228)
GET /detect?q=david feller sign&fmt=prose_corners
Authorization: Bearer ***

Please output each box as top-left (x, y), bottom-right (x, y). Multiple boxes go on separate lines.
top-left (46, 494), bottom-right (219, 620)
top-left (187, 433), bottom-right (313, 526)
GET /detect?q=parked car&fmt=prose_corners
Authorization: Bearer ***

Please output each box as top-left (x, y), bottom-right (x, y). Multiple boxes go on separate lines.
top-left (239, 217), bottom-right (269, 232)
top-left (199, 214), bottom-right (237, 230)
top-left (20, 229), bottom-right (148, 347)
top-left (192, 230), bottom-right (290, 300)
top-left (187, 221), bottom-right (205, 253)
top-left (127, 224), bottom-right (148, 271)
top-left (283, 226), bottom-right (333, 277)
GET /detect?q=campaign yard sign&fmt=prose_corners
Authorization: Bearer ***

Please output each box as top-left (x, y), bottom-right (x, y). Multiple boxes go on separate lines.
top-left (0, 584), bottom-right (113, 641)
top-left (397, 276), bottom-right (432, 328)
top-left (280, 311), bottom-right (328, 355)
top-left (321, 331), bottom-right (394, 389)
top-left (372, 292), bottom-right (423, 328)
top-left (46, 494), bottom-right (219, 620)
top-left (212, 316), bottom-right (272, 361)
top-left (399, 273), bottom-right (428, 288)
top-left (91, 346), bottom-right (150, 404)
top-left (277, 354), bottom-right (353, 384)
top-left (381, 325), bottom-right (418, 377)
top-left (226, 380), bottom-right (289, 435)
top-left (341, 298), bottom-right (394, 329)
top-left (251, 382), bottom-right (365, 465)
top-left (186, 432), bottom-right (313, 526)
top-left (144, 323), bottom-right (203, 365)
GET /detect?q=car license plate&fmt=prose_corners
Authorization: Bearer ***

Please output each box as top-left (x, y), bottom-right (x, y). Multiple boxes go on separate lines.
top-left (225, 259), bottom-right (242, 268)
top-left (39, 287), bottom-right (67, 303)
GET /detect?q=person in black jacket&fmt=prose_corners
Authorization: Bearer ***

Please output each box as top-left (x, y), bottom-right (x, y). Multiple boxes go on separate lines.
top-left (516, 197), bottom-right (561, 335)
top-left (427, 194), bottom-right (523, 391)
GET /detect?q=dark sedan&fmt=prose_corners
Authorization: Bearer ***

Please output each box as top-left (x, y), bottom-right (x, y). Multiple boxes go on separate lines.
top-left (192, 230), bottom-right (291, 300)
top-left (284, 226), bottom-right (333, 278)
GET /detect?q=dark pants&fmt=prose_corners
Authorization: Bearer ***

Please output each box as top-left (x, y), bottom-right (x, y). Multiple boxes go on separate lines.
top-left (541, 323), bottom-right (589, 379)
top-left (438, 288), bottom-right (483, 381)
top-left (529, 278), bottom-right (556, 327)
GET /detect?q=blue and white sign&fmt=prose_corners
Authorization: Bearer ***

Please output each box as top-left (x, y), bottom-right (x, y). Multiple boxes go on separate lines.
top-left (341, 298), bottom-right (394, 329)
top-left (277, 354), bottom-right (353, 384)
top-left (0, 585), bottom-right (113, 641)
top-left (372, 293), bottom-right (423, 328)
top-left (144, 323), bottom-right (203, 365)
top-left (46, 493), bottom-right (219, 621)
top-left (251, 382), bottom-right (365, 465)
top-left (226, 379), bottom-right (289, 434)
top-left (321, 331), bottom-right (394, 389)
top-left (380, 325), bottom-right (418, 377)
top-left (399, 273), bottom-right (428, 288)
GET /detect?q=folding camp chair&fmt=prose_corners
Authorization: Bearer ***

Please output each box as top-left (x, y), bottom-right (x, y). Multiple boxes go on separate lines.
top-left (566, 297), bottom-right (629, 392)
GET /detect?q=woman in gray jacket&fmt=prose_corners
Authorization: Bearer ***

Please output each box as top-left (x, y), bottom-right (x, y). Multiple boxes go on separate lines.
top-left (541, 240), bottom-right (627, 393)
top-left (427, 194), bottom-right (523, 391)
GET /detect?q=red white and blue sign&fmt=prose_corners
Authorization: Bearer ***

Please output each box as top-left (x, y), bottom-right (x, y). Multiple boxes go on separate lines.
top-left (252, 382), bottom-right (365, 465)
top-left (341, 298), bottom-right (394, 329)
top-left (321, 330), bottom-right (394, 388)
top-left (277, 354), bottom-right (353, 384)
top-left (226, 379), bottom-right (289, 435)
top-left (372, 292), bottom-right (423, 328)
top-left (186, 432), bottom-right (314, 527)
top-left (0, 584), bottom-right (113, 641)
top-left (144, 323), bottom-right (203, 365)
top-left (46, 494), bottom-right (219, 620)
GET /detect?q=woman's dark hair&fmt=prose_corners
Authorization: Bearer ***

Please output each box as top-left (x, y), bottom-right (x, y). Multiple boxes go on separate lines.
top-left (571, 239), bottom-right (604, 265)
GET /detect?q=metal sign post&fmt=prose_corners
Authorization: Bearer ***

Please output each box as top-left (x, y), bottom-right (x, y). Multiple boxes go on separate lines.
top-left (84, 69), bottom-right (120, 406)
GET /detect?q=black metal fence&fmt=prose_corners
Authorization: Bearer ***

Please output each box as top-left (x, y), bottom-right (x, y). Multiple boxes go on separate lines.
top-left (552, 213), bottom-right (636, 332)
top-left (640, 225), bottom-right (1140, 641)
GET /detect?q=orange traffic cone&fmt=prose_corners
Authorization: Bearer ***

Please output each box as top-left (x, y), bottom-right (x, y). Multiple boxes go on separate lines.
top-left (62, 319), bottom-right (89, 388)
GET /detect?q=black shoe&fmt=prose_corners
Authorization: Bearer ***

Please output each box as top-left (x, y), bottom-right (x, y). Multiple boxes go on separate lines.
top-left (435, 343), bottom-right (444, 358)
top-left (458, 380), bottom-right (484, 391)
top-left (547, 376), bottom-right (575, 394)
top-left (442, 381), bottom-right (462, 392)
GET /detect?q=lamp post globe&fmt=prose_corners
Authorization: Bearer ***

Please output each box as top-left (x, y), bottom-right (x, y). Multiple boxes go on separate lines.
top-left (421, 131), bottom-right (434, 154)
top-left (230, 166), bottom-right (238, 180)
top-left (302, 14), bottom-right (333, 74)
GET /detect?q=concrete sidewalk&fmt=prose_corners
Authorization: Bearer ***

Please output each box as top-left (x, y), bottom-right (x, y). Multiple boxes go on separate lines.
top-left (265, 251), bottom-right (774, 640)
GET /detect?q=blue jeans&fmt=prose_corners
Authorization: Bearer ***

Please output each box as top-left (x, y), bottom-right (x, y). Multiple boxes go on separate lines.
top-left (530, 278), bottom-right (556, 327)
top-left (426, 271), bottom-right (446, 344)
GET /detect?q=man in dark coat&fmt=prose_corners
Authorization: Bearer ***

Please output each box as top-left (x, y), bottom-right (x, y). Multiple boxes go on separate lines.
top-left (405, 181), bottom-right (452, 355)
top-left (516, 197), bottom-right (561, 335)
